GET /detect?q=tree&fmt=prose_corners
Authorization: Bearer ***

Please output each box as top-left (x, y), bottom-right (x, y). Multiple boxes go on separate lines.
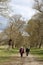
top-left (15, 32), bottom-right (23, 48)
top-left (3, 15), bottom-right (25, 48)
top-left (10, 14), bottom-right (25, 30)
top-left (33, 0), bottom-right (43, 48)
top-left (0, 0), bottom-right (9, 2)
top-left (25, 0), bottom-right (43, 48)
top-left (4, 21), bottom-right (19, 48)
top-left (0, 0), bottom-right (11, 18)
top-left (25, 19), bottom-right (40, 48)
top-left (33, 0), bottom-right (43, 13)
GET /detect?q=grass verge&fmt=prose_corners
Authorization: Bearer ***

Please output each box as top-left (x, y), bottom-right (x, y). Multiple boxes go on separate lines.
top-left (30, 48), bottom-right (43, 60)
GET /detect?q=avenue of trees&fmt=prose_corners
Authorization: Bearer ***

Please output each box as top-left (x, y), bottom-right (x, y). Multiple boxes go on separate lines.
top-left (26, 0), bottom-right (43, 48)
top-left (0, 0), bottom-right (43, 48)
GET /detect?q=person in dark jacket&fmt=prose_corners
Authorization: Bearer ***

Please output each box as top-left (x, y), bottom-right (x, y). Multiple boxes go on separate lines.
top-left (26, 47), bottom-right (30, 56)
top-left (19, 47), bottom-right (24, 57)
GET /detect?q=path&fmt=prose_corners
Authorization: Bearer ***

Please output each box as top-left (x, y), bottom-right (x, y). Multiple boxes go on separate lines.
top-left (0, 54), bottom-right (43, 65)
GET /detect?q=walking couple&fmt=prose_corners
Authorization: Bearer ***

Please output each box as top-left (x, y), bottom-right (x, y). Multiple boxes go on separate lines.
top-left (19, 46), bottom-right (30, 57)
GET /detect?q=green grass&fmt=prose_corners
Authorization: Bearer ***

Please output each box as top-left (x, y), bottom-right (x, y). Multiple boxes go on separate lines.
top-left (0, 45), bottom-right (43, 62)
top-left (0, 48), bottom-right (19, 56)
top-left (30, 48), bottom-right (43, 60)
top-left (0, 45), bottom-right (19, 62)
top-left (31, 48), bottom-right (43, 54)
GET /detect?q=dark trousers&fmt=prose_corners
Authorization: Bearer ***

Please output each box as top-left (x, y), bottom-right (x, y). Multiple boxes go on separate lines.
top-left (26, 52), bottom-right (29, 56)
top-left (20, 53), bottom-right (23, 57)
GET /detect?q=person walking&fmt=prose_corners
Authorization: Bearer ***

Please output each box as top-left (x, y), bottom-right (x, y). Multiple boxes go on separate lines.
top-left (26, 47), bottom-right (30, 56)
top-left (19, 46), bottom-right (24, 57)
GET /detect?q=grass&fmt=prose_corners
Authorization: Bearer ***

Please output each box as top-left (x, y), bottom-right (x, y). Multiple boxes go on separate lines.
top-left (0, 48), bottom-right (19, 56)
top-left (0, 45), bottom-right (43, 62)
top-left (0, 45), bottom-right (19, 62)
top-left (30, 48), bottom-right (43, 60)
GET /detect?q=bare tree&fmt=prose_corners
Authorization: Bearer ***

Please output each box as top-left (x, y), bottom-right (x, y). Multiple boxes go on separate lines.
top-left (4, 15), bottom-right (25, 48)
top-left (33, 0), bottom-right (43, 13)
top-left (33, 0), bottom-right (43, 48)
top-left (0, 0), bottom-right (11, 18)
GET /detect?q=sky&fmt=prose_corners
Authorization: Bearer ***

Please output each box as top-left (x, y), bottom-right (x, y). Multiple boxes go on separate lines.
top-left (0, 16), bottom-right (8, 32)
top-left (0, 0), bottom-right (35, 31)
top-left (9, 0), bottom-right (35, 20)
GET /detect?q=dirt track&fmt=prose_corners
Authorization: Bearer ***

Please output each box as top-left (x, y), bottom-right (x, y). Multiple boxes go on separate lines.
top-left (0, 54), bottom-right (43, 65)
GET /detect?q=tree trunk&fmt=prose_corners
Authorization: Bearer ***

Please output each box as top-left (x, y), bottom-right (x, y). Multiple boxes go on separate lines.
top-left (39, 37), bottom-right (42, 48)
top-left (12, 41), bottom-right (14, 49)
top-left (36, 42), bottom-right (38, 48)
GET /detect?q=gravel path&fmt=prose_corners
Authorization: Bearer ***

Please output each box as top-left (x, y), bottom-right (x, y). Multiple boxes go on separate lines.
top-left (0, 54), bottom-right (43, 65)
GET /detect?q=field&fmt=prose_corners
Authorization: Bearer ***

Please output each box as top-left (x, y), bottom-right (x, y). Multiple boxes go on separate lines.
top-left (0, 45), bottom-right (19, 62)
top-left (0, 45), bottom-right (43, 63)
top-left (30, 48), bottom-right (43, 60)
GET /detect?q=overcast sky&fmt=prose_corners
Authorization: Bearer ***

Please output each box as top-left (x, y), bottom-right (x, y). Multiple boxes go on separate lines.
top-left (0, 0), bottom-right (35, 31)
top-left (9, 0), bottom-right (35, 20)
